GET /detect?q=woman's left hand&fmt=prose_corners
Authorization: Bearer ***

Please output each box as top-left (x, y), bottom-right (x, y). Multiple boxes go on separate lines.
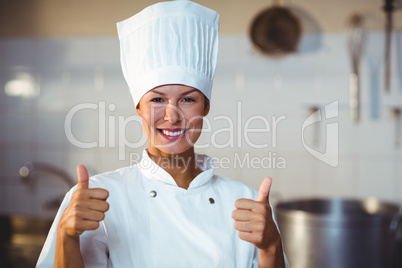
top-left (232, 177), bottom-right (285, 267)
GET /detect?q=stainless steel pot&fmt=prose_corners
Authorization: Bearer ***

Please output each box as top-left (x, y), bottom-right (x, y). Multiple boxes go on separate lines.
top-left (275, 198), bottom-right (402, 268)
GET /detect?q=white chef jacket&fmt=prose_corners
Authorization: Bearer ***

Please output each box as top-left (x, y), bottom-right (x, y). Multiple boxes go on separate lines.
top-left (37, 150), bottom-right (289, 268)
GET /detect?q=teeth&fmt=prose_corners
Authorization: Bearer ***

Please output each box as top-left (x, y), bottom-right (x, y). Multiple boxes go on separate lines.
top-left (162, 129), bottom-right (185, 136)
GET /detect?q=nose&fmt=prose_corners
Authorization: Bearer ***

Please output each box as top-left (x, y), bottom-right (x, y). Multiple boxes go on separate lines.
top-left (164, 104), bottom-right (182, 124)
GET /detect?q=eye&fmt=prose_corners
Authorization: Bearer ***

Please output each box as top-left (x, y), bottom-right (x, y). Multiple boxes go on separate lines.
top-left (150, 97), bottom-right (164, 103)
top-left (183, 97), bottom-right (195, 102)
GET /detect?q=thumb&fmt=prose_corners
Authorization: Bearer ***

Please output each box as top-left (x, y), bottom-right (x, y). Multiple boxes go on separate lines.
top-left (77, 165), bottom-right (89, 189)
top-left (257, 177), bottom-right (272, 203)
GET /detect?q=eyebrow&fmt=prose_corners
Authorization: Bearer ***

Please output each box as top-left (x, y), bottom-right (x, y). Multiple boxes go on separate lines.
top-left (152, 88), bottom-right (198, 96)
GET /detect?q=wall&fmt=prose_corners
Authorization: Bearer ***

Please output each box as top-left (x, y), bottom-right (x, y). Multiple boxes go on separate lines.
top-left (0, 31), bottom-right (401, 219)
top-left (2, 0), bottom-right (402, 36)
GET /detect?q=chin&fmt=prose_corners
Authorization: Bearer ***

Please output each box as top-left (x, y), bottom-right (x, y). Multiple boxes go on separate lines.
top-left (160, 147), bottom-right (190, 155)
top-left (154, 143), bottom-right (193, 156)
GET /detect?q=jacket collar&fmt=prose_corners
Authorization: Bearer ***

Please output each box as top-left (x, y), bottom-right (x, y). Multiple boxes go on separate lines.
top-left (138, 149), bottom-right (215, 189)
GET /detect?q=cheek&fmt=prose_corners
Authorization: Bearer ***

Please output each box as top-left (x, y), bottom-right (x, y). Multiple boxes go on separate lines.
top-left (141, 108), bottom-right (163, 126)
top-left (192, 117), bottom-right (203, 128)
top-left (141, 118), bottom-right (150, 137)
top-left (185, 110), bottom-right (205, 130)
top-left (140, 109), bottom-right (157, 135)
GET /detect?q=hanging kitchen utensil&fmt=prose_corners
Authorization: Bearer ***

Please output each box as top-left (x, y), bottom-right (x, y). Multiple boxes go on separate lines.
top-left (396, 29), bottom-right (402, 93)
top-left (347, 13), bottom-right (365, 123)
top-left (308, 105), bottom-right (320, 146)
top-left (289, 6), bottom-right (322, 54)
top-left (250, 0), bottom-right (302, 58)
top-left (365, 30), bottom-right (383, 120)
top-left (392, 107), bottom-right (401, 149)
top-left (384, 0), bottom-right (395, 93)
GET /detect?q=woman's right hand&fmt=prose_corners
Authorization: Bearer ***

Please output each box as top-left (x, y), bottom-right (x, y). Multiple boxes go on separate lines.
top-left (58, 165), bottom-right (110, 238)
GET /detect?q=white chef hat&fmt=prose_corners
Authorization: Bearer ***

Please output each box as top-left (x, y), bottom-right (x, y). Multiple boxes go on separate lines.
top-left (117, 0), bottom-right (220, 107)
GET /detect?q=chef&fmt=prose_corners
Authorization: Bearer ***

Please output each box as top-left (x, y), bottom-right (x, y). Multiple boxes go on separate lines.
top-left (37, 1), bottom-right (289, 267)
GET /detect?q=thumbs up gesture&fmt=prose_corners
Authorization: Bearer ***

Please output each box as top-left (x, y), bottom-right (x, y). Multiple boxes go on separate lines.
top-left (232, 177), bottom-right (282, 253)
top-left (58, 165), bottom-right (109, 238)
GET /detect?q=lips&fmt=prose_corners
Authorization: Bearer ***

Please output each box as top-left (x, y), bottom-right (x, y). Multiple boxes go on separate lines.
top-left (157, 128), bottom-right (189, 140)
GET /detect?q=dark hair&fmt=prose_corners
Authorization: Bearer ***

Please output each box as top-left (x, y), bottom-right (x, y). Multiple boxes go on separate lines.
top-left (203, 94), bottom-right (210, 110)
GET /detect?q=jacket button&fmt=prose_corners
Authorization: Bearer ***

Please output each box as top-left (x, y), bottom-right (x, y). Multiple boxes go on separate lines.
top-left (150, 190), bottom-right (157, 198)
top-left (209, 198), bottom-right (215, 204)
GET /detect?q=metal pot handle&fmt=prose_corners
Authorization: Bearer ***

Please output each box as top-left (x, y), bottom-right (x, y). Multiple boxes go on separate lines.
top-left (390, 206), bottom-right (402, 241)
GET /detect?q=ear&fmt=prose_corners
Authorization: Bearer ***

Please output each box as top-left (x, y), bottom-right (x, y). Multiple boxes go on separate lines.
top-left (136, 103), bottom-right (142, 117)
top-left (203, 101), bottom-right (210, 116)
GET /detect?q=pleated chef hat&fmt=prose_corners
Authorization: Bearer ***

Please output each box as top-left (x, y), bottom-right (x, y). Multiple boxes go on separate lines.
top-left (117, 0), bottom-right (220, 107)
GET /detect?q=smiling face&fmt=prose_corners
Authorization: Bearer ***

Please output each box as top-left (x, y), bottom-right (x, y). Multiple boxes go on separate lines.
top-left (136, 84), bottom-right (210, 156)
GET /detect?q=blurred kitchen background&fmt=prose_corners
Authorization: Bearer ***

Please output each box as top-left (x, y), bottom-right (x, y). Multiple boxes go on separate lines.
top-left (1, 0), bottom-right (402, 267)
